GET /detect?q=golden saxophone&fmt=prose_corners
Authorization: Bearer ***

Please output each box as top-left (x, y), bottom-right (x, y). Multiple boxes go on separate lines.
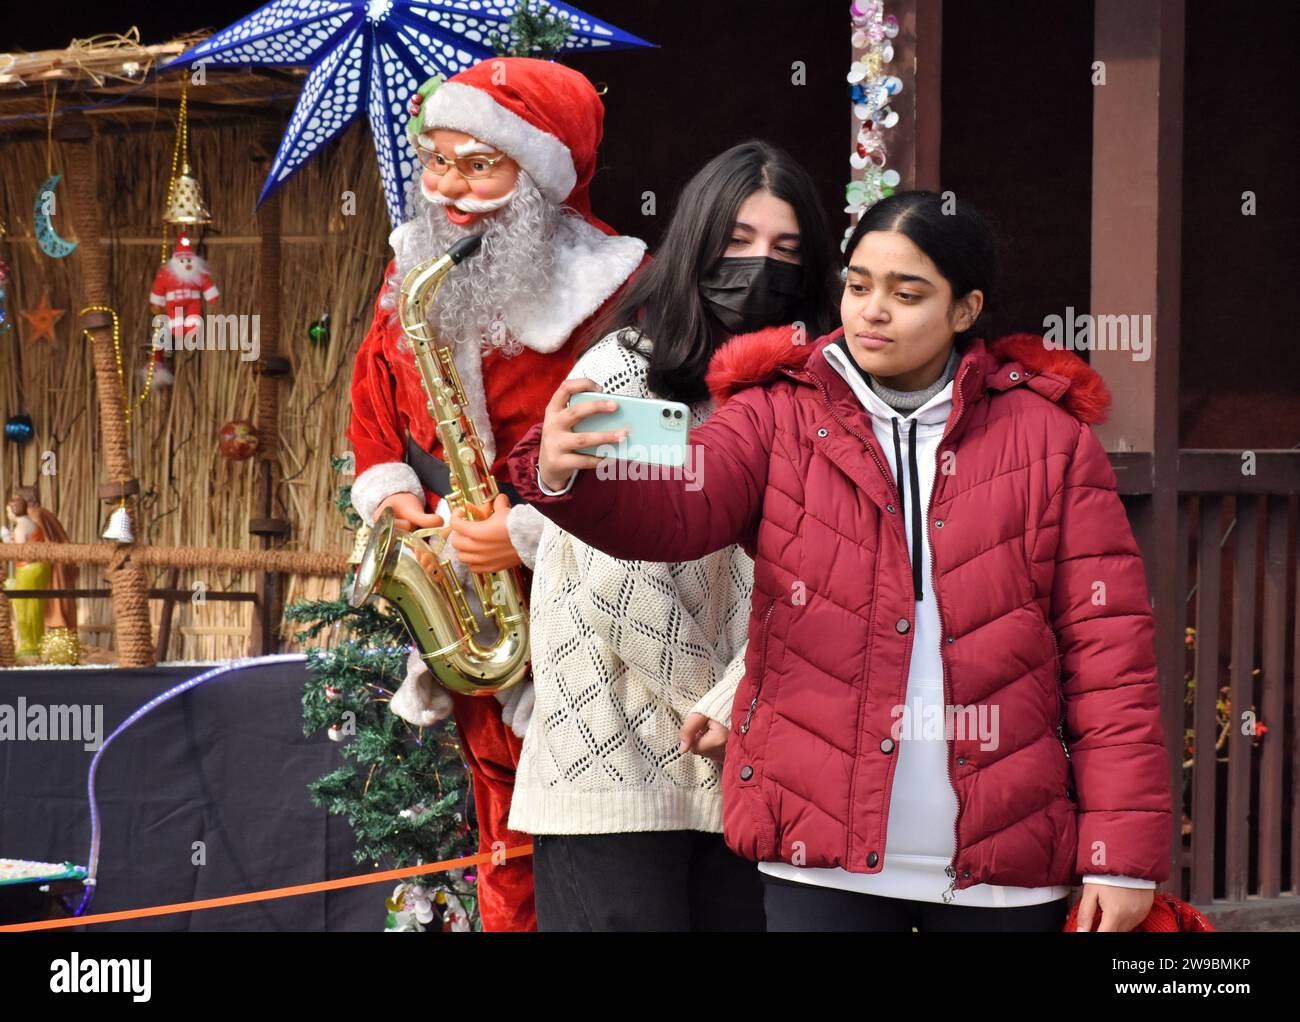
top-left (349, 234), bottom-right (530, 696)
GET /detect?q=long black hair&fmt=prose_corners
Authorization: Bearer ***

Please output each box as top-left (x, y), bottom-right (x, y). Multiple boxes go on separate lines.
top-left (843, 190), bottom-right (999, 349)
top-left (584, 141), bottom-right (839, 405)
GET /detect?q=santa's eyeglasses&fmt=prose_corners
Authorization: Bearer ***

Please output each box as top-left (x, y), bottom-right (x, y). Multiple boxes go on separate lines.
top-left (415, 147), bottom-right (509, 180)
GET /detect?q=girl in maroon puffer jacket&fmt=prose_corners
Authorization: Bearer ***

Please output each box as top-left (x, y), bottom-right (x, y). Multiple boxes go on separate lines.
top-left (508, 192), bottom-right (1172, 933)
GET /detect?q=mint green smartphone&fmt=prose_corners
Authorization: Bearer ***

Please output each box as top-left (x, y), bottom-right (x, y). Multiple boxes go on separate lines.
top-left (567, 391), bottom-right (690, 468)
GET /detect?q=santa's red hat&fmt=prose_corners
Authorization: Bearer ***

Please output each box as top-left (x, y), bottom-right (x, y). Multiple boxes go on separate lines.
top-left (407, 57), bottom-right (610, 231)
top-left (172, 235), bottom-right (196, 257)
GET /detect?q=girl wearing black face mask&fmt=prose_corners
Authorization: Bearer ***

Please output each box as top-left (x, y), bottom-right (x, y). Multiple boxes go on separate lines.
top-left (698, 248), bottom-right (810, 335)
top-left (583, 141), bottom-right (841, 405)
top-left (507, 141), bottom-right (837, 932)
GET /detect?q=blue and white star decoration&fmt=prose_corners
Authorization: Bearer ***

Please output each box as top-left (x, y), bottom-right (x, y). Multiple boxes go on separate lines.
top-left (163, 1), bottom-right (653, 228)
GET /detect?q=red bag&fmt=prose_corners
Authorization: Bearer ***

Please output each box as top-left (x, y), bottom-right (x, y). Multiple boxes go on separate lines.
top-left (1063, 890), bottom-right (1216, 932)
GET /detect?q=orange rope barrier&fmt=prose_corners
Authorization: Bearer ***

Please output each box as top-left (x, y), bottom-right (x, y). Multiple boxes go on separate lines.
top-left (0, 843), bottom-right (533, 932)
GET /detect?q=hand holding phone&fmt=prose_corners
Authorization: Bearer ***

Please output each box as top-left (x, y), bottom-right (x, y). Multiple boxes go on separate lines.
top-left (566, 391), bottom-right (690, 467)
top-left (537, 379), bottom-right (630, 491)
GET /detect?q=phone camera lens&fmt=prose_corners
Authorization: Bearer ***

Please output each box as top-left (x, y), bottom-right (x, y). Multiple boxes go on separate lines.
top-left (662, 408), bottom-right (670, 417)
top-left (673, 410), bottom-right (683, 419)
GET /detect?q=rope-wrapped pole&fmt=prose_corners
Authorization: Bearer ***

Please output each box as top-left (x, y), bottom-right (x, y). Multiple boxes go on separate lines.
top-left (58, 109), bottom-right (154, 668)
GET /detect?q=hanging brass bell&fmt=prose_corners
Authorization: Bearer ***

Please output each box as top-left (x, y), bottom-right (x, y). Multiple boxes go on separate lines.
top-left (163, 162), bottom-right (211, 226)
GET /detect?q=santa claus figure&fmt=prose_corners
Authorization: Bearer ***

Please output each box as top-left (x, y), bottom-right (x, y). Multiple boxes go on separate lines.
top-left (148, 235), bottom-right (220, 385)
top-left (346, 57), bottom-right (648, 931)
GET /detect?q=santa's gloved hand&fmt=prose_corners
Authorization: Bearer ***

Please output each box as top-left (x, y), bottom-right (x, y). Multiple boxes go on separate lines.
top-left (0, 525), bottom-right (11, 543)
top-left (390, 647), bottom-right (455, 727)
top-left (493, 679), bottom-right (535, 739)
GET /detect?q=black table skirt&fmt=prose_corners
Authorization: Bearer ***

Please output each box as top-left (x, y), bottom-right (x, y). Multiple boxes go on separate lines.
top-left (0, 660), bottom-right (382, 931)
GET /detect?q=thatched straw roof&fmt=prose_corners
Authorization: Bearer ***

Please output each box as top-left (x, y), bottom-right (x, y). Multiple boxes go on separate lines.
top-left (0, 29), bottom-right (305, 140)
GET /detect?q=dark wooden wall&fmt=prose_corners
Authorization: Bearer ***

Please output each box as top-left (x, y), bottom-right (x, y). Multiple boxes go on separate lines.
top-left (937, 0), bottom-right (1096, 358)
top-left (1180, 2), bottom-right (1300, 450)
top-left (567, 0), bottom-right (847, 249)
top-left (936, 0), bottom-right (1299, 451)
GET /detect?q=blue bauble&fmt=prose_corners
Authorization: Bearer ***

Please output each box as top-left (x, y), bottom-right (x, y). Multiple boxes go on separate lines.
top-left (4, 414), bottom-right (35, 444)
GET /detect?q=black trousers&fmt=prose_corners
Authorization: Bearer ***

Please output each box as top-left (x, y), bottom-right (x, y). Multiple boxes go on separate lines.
top-left (533, 830), bottom-right (766, 932)
top-left (760, 872), bottom-right (1071, 932)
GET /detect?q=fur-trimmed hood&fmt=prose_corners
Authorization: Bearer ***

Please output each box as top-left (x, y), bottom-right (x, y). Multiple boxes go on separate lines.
top-left (705, 324), bottom-right (1112, 425)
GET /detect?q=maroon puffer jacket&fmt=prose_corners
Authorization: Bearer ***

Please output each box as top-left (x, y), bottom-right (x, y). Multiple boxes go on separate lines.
top-left (507, 326), bottom-right (1173, 892)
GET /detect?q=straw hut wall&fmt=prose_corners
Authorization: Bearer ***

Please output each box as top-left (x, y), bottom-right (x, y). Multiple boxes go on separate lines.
top-left (1, 55), bottom-right (393, 660)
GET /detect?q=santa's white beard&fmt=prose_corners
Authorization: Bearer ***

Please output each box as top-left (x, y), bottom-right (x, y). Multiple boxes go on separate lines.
top-left (167, 256), bottom-right (210, 285)
top-left (386, 170), bottom-right (582, 356)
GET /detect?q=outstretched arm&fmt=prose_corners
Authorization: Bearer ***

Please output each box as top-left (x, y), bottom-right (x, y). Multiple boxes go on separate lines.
top-left (507, 378), bottom-right (776, 564)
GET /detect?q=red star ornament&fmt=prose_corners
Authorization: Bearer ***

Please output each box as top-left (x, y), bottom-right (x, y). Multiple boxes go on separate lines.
top-left (20, 290), bottom-right (64, 346)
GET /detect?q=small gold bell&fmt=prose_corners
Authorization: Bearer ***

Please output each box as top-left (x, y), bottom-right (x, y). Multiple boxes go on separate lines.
top-left (102, 505), bottom-right (134, 543)
top-left (163, 162), bottom-right (211, 226)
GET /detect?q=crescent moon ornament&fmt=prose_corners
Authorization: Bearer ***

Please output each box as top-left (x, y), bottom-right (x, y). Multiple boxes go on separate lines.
top-left (33, 174), bottom-right (78, 258)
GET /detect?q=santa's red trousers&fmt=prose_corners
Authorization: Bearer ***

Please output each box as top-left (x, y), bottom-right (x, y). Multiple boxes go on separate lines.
top-left (448, 688), bottom-right (537, 931)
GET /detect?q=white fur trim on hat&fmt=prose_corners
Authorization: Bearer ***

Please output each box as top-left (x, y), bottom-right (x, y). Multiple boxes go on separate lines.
top-left (350, 461), bottom-right (423, 524)
top-left (416, 82), bottom-right (577, 204)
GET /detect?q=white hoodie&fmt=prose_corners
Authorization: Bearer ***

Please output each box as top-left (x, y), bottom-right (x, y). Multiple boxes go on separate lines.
top-left (757, 341), bottom-right (1153, 906)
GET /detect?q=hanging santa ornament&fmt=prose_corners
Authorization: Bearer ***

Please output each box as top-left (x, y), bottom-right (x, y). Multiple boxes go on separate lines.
top-left (151, 78), bottom-right (214, 387)
top-left (148, 235), bottom-right (219, 387)
top-left (218, 419), bottom-right (259, 461)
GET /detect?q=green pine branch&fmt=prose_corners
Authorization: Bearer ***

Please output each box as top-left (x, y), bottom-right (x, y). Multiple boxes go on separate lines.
top-left (488, 0), bottom-right (572, 58)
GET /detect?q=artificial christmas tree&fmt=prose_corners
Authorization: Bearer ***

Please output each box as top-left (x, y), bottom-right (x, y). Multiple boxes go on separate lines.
top-left (285, 458), bottom-right (482, 931)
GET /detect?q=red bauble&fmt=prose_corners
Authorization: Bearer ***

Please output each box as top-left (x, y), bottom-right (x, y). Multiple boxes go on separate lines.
top-left (218, 419), bottom-right (259, 461)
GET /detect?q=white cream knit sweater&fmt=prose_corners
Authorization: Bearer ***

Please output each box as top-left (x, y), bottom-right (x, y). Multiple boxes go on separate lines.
top-left (506, 331), bottom-right (754, 836)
